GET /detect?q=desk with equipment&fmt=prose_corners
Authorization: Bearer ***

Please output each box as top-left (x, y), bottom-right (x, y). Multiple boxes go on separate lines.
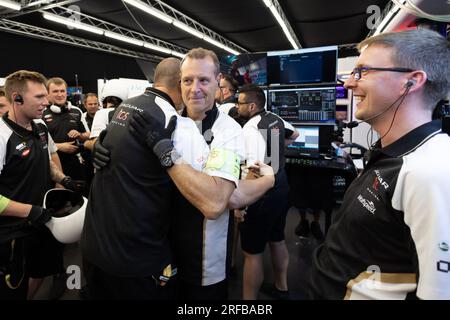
top-left (234, 45), bottom-right (357, 232)
top-left (282, 124), bottom-right (357, 231)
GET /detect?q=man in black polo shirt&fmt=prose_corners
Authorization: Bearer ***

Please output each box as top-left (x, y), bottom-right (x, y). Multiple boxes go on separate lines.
top-left (43, 77), bottom-right (89, 181)
top-left (235, 84), bottom-right (298, 300)
top-left (89, 53), bottom-right (276, 300)
top-left (309, 29), bottom-right (450, 300)
top-left (81, 93), bottom-right (99, 131)
top-left (0, 70), bottom-right (84, 299)
top-left (81, 58), bottom-right (213, 299)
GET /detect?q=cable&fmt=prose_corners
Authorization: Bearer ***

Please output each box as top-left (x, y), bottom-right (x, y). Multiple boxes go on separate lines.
top-left (376, 87), bottom-right (409, 143)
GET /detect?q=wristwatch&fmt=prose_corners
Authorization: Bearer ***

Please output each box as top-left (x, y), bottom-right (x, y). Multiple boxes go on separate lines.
top-left (159, 149), bottom-right (181, 168)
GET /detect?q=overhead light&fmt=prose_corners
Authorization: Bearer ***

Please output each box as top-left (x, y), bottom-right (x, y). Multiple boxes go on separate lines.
top-left (173, 21), bottom-right (204, 39)
top-left (143, 42), bottom-right (172, 55)
top-left (0, 0), bottom-right (21, 11)
top-left (25, 0), bottom-right (54, 8)
top-left (203, 36), bottom-right (239, 56)
top-left (171, 51), bottom-right (185, 58)
top-left (263, 0), bottom-right (299, 49)
top-left (203, 36), bottom-right (225, 49)
top-left (43, 12), bottom-right (104, 35)
top-left (123, 0), bottom-right (173, 24)
top-left (105, 31), bottom-right (144, 46)
top-left (121, 0), bottom-right (240, 55)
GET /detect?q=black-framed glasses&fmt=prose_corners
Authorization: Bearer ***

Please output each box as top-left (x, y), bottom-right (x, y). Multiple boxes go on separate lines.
top-left (351, 66), bottom-right (414, 81)
top-left (237, 101), bottom-right (251, 106)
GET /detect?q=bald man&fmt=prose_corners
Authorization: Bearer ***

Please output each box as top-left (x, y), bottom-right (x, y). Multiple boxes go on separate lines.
top-left (81, 57), bottom-right (209, 299)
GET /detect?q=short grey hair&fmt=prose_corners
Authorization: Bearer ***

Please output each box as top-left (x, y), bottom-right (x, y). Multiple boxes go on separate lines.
top-left (181, 47), bottom-right (220, 76)
top-left (358, 29), bottom-right (450, 108)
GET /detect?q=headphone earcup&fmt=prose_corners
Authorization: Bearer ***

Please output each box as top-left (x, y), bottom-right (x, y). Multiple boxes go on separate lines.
top-left (50, 104), bottom-right (62, 114)
top-left (14, 95), bottom-right (24, 104)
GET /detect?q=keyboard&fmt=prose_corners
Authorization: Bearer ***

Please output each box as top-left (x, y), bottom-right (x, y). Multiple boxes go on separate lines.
top-left (286, 157), bottom-right (353, 171)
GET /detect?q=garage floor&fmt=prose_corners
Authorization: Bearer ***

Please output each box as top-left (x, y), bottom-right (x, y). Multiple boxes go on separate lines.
top-left (33, 206), bottom-right (327, 300)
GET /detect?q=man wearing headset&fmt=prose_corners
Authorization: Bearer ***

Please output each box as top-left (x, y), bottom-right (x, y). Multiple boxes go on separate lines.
top-left (43, 77), bottom-right (89, 181)
top-left (0, 70), bottom-right (84, 299)
top-left (308, 29), bottom-right (450, 300)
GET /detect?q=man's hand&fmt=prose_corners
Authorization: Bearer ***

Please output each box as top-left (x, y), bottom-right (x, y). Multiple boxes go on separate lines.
top-left (57, 141), bottom-right (79, 154)
top-left (247, 161), bottom-right (274, 177)
top-left (129, 111), bottom-right (177, 160)
top-left (234, 209), bottom-right (246, 223)
top-left (67, 130), bottom-right (81, 139)
top-left (27, 205), bottom-right (52, 228)
top-left (60, 176), bottom-right (86, 193)
top-left (92, 130), bottom-right (110, 170)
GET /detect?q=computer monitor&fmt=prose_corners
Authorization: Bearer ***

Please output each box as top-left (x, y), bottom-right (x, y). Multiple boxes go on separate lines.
top-left (288, 125), bottom-right (320, 154)
top-left (230, 52), bottom-right (267, 86)
top-left (267, 46), bottom-right (338, 86)
top-left (287, 124), bottom-right (334, 156)
top-left (268, 86), bottom-right (336, 123)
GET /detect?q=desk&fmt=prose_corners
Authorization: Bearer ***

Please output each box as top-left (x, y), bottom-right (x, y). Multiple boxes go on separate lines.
top-left (285, 155), bottom-right (357, 232)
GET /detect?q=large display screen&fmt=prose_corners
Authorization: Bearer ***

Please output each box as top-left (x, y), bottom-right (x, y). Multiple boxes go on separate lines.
top-left (267, 46), bottom-right (337, 85)
top-left (268, 87), bottom-right (336, 123)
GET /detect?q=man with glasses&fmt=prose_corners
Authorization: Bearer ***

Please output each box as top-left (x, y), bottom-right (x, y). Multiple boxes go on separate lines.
top-left (308, 29), bottom-right (450, 300)
top-left (236, 84), bottom-right (298, 300)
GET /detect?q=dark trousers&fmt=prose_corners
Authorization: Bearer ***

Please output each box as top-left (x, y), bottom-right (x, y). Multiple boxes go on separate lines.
top-left (83, 258), bottom-right (176, 300)
top-left (177, 278), bottom-right (228, 300)
top-left (0, 238), bottom-right (28, 300)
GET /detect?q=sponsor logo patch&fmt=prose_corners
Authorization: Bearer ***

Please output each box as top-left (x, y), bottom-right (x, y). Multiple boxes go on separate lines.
top-left (358, 194), bottom-right (376, 214)
top-left (21, 149), bottom-right (30, 157)
top-left (15, 142), bottom-right (26, 151)
top-left (374, 170), bottom-right (389, 190)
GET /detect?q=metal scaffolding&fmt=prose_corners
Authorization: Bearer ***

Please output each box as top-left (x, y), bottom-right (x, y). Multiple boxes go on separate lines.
top-left (43, 5), bottom-right (188, 55)
top-left (0, 19), bottom-right (163, 62)
top-left (140, 0), bottom-right (247, 53)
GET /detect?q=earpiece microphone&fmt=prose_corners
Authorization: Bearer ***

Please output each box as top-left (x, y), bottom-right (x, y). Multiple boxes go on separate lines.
top-left (14, 95), bottom-right (24, 104)
top-left (343, 84), bottom-right (413, 129)
top-left (404, 79), bottom-right (416, 88)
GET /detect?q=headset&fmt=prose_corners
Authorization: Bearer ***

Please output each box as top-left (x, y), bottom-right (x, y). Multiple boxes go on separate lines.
top-left (343, 79), bottom-right (416, 129)
top-left (14, 94), bottom-right (24, 104)
top-left (50, 103), bottom-right (69, 114)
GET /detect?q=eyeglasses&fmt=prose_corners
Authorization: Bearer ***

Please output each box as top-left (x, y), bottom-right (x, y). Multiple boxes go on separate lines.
top-left (237, 101), bottom-right (251, 106)
top-left (350, 66), bottom-right (414, 81)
